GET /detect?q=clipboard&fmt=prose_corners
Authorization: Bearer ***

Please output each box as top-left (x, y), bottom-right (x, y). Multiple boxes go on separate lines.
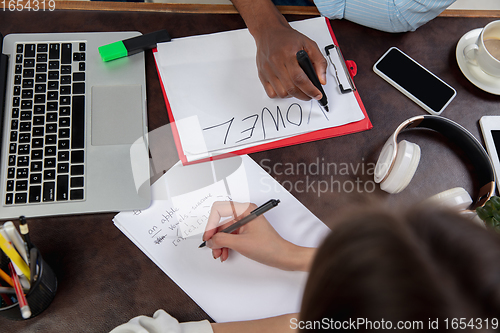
top-left (154, 17), bottom-right (372, 165)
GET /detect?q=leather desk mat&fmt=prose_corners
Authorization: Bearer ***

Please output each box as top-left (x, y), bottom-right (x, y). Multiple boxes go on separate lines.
top-left (0, 9), bottom-right (498, 332)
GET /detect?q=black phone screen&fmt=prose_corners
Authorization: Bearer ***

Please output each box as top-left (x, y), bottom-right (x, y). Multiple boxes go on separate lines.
top-left (492, 130), bottom-right (500, 161)
top-left (374, 48), bottom-right (455, 113)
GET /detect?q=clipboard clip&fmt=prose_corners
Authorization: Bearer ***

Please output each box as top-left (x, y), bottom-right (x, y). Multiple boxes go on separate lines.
top-left (325, 44), bottom-right (357, 94)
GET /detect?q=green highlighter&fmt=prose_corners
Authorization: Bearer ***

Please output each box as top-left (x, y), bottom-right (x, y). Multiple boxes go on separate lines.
top-left (98, 29), bottom-right (171, 62)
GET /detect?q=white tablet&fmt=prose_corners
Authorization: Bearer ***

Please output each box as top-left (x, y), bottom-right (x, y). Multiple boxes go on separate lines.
top-left (479, 116), bottom-right (500, 189)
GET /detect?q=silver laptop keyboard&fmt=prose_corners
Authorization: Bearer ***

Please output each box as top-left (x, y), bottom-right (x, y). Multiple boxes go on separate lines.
top-left (5, 41), bottom-right (86, 205)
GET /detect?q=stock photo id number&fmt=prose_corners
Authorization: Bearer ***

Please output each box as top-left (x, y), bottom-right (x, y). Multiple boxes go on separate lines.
top-left (2, 0), bottom-right (55, 11)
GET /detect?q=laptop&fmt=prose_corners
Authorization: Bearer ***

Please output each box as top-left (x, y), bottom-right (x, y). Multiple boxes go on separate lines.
top-left (0, 32), bottom-right (151, 219)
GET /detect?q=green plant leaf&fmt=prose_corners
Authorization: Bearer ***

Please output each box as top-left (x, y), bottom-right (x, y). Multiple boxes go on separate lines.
top-left (490, 196), bottom-right (500, 210)
top-left (476, 207), bottom-right (490, 220)
top-left (483, 202), bottom-right (495, 216)
top-left (485, 217), bottom-right (495, 228)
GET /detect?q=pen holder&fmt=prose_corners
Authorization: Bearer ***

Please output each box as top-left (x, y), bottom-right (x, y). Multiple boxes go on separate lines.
top-left (0, 247), bottom-right (58, 320)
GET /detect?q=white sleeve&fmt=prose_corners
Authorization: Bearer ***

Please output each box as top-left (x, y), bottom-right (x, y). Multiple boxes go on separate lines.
top-left (109, 309), bottom-right (213, 333)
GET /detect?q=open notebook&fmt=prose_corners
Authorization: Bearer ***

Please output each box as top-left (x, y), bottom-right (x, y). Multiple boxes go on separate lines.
top-left (154, 17), bottom-right (372, 164)
top-left (113, 155), bottom-right (330, 322)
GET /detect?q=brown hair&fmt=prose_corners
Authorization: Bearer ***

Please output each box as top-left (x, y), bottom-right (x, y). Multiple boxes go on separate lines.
top-left (300, 207), bottom-right (500, 332)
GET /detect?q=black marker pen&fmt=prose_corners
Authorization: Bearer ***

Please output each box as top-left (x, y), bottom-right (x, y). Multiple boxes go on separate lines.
top-left (98, 29), bottom-right (171, 62)
top-left (296, 50), bottom-right (329, 112)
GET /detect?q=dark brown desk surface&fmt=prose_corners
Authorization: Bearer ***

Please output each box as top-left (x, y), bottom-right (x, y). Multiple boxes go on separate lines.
top-left (0, 7), bottom-right (499, 332)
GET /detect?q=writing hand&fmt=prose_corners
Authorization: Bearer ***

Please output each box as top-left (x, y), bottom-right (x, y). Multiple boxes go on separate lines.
top-left (202, 201), bottom-right (316, 271)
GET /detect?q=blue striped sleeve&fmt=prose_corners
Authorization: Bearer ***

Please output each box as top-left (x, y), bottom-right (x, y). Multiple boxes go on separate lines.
top-left (313, 0), bottom-right (456, 32)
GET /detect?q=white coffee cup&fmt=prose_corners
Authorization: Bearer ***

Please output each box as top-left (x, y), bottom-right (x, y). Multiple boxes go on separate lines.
top-left (464, 20), bottom-right (500, 77)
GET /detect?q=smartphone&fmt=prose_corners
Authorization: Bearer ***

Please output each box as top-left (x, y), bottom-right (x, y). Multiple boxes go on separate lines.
top-left (479, 116), bottom-right (500, 190)
top-left (373, 47), bottom-right (456, 115)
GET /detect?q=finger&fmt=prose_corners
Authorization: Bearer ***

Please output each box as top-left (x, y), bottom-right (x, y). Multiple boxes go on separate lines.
top-left (258, 73), bottom-right (278, 99)
top-left (265, 56), bottom-right (312, 100)
top-left (206, 231), bottom-right (239, 250)
top-left (212, 248), bottom-right (222, 260)
top-left (203, 201), bottom-right (236, 240)
top-left (258, 63), bottom-right (289, 99)
top-left (203, 225), bottom-right (217, 242)
top-left (306, 45), bottom-right (328, 85)
top-left (286, 59), bottom-right (321, 101)
top-left (220, 248), bottom-right (229, 262)
top-left (203, 202), bottom-right (252, 241)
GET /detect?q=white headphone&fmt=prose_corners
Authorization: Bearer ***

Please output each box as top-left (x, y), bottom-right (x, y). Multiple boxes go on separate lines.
top-left (374, 115), bottom-right (495, 212)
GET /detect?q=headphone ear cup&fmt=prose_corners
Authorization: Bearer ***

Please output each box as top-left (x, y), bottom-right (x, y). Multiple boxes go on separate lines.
top-left (374, 136), bottom-right (395, 184)
top-left (426, 187), bottom-right (473, 211)
top-left (380, 140), bottom-right (421, 194)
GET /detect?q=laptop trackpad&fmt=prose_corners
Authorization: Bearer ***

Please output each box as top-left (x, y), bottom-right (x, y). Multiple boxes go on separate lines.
top-left (91, 85), bottom-right (144, 146)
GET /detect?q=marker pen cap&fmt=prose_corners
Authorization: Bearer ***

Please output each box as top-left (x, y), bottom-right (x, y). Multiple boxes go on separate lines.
top-left (98, 41), bottom-right (128, 62)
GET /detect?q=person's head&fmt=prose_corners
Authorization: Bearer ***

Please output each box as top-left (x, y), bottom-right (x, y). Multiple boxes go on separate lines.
top-left (300, 207), bottom-right (500, 332)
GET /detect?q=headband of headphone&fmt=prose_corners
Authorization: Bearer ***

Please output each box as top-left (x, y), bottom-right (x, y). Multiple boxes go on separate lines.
top-left (374, 115), bottom-right (495, 209)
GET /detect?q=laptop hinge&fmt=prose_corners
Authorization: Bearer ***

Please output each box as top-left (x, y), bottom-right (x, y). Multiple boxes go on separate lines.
top-left (0, 52), bottom-right (7, 159)
top-left (0, 53), bottom-right (7, 120)
top-left (0, 50), bottom-right (7, 152)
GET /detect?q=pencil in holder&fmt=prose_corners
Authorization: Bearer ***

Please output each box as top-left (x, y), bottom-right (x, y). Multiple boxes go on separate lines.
top-left (0, 246), bottom-right (57, 320)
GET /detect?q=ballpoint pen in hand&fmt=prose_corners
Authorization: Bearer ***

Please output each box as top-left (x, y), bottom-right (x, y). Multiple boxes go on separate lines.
top-left (199, 199), bottom-right (280, 248)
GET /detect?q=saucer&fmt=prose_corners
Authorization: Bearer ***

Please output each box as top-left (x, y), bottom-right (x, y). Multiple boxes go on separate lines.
top-left (456, 28), bottom-right (500, 95)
